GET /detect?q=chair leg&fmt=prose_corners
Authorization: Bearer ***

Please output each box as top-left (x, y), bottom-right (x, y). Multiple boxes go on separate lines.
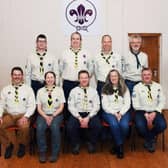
top-left (130, 124), bottom-right (136, 151)
top-left (29, 127), bottom-right (36, 155)
top-left (162, 131), bottom-right (165, 152)
top-left (0, 143), bottom-right (1, 156)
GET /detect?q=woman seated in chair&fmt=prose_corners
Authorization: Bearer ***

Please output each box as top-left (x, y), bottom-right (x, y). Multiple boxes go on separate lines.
top-left (36, 71), bottom-right (65, 163)
top-left (101, 69), bottom-right (131, 159)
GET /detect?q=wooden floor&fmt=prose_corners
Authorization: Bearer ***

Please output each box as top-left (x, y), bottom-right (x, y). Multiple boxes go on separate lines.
top-left (1, 111), bottom-right (168, 168)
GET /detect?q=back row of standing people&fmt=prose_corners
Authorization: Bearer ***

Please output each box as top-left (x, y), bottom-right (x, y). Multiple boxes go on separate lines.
top-left (25, 32), bottom-right (148, 99)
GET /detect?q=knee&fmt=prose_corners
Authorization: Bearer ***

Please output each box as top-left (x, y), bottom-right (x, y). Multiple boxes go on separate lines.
top-left (158, 121), bottom-right (167, 131)
top-left (120, 122), bottom-right (129, 131)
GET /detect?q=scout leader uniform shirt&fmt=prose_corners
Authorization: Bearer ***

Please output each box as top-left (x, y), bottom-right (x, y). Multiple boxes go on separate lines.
top-left (25, 51), bottom-right (59, 85)
top-left (124, 51), bottom-right (148, 82)
top-left (0, 83), bottom-right (36, 118)
top-left (94, 51), bottom-right (122, 82)
top-left (102, 88), bottom-right (130, 115)
top-left (132, 81), bottom-right (165, 113)
top-left (68, 86), bottom-right (100, 118)
top-left (37, 86), bottom-right (65, 115)
top-left (60, 48), bottom-right (93, 81)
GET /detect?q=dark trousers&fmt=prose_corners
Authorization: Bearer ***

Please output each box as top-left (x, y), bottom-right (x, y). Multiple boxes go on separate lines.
top-left (67, 115), bottom-right (102, 146)
top-left (125, 79), bottom-right (140, 115)
top-left (96, 80), bottom-right (105, 98)
top-left (30, 80), bottom-right (45, 125)
top-left (125, 79), bottom-right (140, 96)
top-left (97, 81), bottom-right (105, 117)
top-left (31, 80), bottom-right (44, 96)
top-left (63, 80), bottom-right (79, 120)
top-left (102, 111), bottom-right (131, 146)
top-left (135, 110), bottom-right (167, 141)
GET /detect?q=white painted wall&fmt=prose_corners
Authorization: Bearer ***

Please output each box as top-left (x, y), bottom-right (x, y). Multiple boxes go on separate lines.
top-left (0, 0), bottom-right (168, 107)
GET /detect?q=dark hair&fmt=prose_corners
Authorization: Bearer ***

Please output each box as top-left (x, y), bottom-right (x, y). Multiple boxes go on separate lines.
top-left (11, 66), bottom-right (23, 75)
top-left (71, 32), bottom-right (82, 41)
top-left (44, 71), bottom-right (56, 85)
top-left (78, 70), bottom-right (89, 79)
top-left (36, 34), bottom-right (47, 42)
top-left (142, 67), bottom-right (152, 73)
top-left (102, 69), bottom-right (127, 96)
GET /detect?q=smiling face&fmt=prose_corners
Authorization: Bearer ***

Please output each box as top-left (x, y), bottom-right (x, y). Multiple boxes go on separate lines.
top-left (36, 37), bottom-right (47, 51)
top-left (110, 71), bottom-right (119, 86)
top-left (142, 69), bottom-right (152, 84)
top-left (130, 37), bottom-right (142, 52)
top-left (71, 32), bottom-right (81, 49)
top-left (102, 35), bottom-right (112, 53)
top-left (11, 70), bottom-right (23, 85)
top-left (45, 72), bottom-right (56, 86)
top-left (79, 72), bottom-right (90, 88)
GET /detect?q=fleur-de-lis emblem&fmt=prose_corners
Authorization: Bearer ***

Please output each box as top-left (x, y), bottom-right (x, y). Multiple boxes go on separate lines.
top-left (70, 4), bottom-right (93, 25)
top-left (66, 0), bottom-right (97, 31)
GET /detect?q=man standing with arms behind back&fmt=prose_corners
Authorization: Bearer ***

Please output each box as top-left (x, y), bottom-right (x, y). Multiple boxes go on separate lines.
top-left (124, 34), bottom-right (148, 95)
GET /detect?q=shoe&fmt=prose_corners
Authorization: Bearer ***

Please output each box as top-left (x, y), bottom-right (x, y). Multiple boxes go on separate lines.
top-left (144, 139), bottom-right (156, 153)
top-left (39, 152), bottom-right (46, 163)
top-left (71, 144), bottom-right (80, 155)
top-left (4, 143), bottom-right (14, 159)
top-left (110, 146), bottom-right (117, 155)
top-left (144, 140), bottom-right (150, 149)
top-left (87, 142), bottom-right (96, 154)
top-left (17, 144), bottom-right (25, 158)
top-left (116, 145), bottom-right (124, 159)
top-left (49, 155), bottom-right (58, 163)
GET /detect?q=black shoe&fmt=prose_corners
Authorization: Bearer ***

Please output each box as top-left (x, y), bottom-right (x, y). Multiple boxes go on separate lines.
top-left (39, 152), bottom-right (46, 163)
top-left (17, 144), bottom-right (25, 158)
top-left (49, 155), bottom-right (58, 163)
top-left (4, 143), bottom-right (14, 159)
top-left (116, 145), bottom-right (124, 159)
top-left (110, 146), bottom-right (117, 155)
top-left (71, 144), bottom-right (80, 155)
top-left (87, 142), bottom-right (96, 154)
top-left (144, 139), bottom-right (156, 153)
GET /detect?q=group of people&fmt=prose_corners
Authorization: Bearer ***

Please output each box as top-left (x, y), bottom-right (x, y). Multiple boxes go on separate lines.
top-left (0, 32), bottom-right (166, 163)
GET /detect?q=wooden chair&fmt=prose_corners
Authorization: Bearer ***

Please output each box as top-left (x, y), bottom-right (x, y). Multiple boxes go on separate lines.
top-left (0, 126), bottom-right (20, 156)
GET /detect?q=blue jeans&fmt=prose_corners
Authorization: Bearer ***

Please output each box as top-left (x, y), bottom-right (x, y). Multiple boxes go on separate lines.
top-left (36, 114), bottom-right (63, 155)
top-left (135, 111), bottom-right (167, 141)
top-left (102, 111), bottom-right (131, 146)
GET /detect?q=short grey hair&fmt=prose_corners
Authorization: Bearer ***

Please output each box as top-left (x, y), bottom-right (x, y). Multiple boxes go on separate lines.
top-left (129, 34), bottom-right (142, 43)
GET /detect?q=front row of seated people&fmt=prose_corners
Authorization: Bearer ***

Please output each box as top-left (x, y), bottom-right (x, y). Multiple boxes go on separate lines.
top-left (0, 67), bottom-right (166, 163)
